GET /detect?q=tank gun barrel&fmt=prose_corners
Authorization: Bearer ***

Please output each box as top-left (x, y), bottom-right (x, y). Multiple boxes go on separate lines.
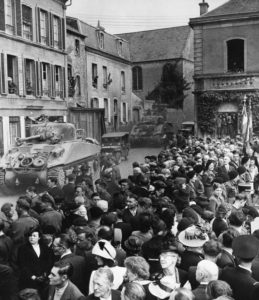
top-left (16, 135), bottom-right (42, 142)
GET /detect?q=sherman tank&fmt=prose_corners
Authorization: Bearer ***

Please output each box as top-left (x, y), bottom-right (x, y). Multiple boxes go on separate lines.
top-left (0, 122), bottom-right (101, 187)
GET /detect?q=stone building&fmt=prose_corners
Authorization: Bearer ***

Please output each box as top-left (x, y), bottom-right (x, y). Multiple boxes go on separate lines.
top-left (0, 0), bottom-right (68, 155)
top-left (190, 0), bottom-right (259, 137)
top-left (66, 17), bottom-right (132, 133)
top-left (118, 26), bottom-right (194, 127)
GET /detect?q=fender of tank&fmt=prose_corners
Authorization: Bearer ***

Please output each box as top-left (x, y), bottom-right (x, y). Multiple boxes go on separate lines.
top-left (0, 122), bottom-right (101, 187)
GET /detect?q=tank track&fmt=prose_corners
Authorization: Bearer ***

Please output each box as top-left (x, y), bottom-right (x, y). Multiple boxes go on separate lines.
top-left (47, 167), bottom-right (65, 187)
top-left (0, 169), bottom-right (5, 185)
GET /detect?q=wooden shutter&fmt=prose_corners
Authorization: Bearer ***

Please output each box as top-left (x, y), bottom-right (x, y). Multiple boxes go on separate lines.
top-left (49, 13), bottom-right (54, 47)
top-left (61, 18), bottom-right (66, 50)
top-left (35, 7), bottom-right (41, 43)
top-left (35, 61), bottom-right (42, 97)
top-left (50, 64), bottom-right (55, 98)
top-left (62, 67), bottom-right (66, 98)
top-left (1, 53), bottom-right (6, 94)
top-left (15, 0), bottom-right (22, 36)
top-left (0, 0), bottom-right (5, 31)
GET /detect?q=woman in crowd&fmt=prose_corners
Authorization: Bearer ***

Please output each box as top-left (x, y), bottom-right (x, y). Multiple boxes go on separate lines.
top-left (203, 160), bottom-right (216, 198)
top-left (17, 226), bottom-right (53, 295)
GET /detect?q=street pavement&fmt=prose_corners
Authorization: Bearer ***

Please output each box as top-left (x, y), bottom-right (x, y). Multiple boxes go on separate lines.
top-left (0, 147), bottom-right (161, 207)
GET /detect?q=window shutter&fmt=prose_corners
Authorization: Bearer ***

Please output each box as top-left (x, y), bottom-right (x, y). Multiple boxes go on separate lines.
top-left (107, 98), bottom-right (111, 123)
top-left (120, 102), bottom-right (123, 122)
top-left (1, 53), bottom-right (6, 94)
top-left (15, 0), bottom-right (22, 36)
top-left (39, 62), bottom-right (43, 96)
top-left (126, 103), bottom-right (129, 122)
top-left (49, 13), bottom-right (54, 47)
top-left (45, 12), bottom-right (49, 46)
top-left (139, 67), bottom-right (143, 90)
top-left (35, 60), bottom-right (39, 96)
top-left (50, 64), bottom-right (55, 98)
top-left (35, 61), bottom-right (42, 97)
top-left (61, 18), bottom-right (66, 50)
top-left (36, 7), bottom-right (41, 43)
top-left (62, 67), bottom-right (66, 98)
top-left (0, 1), bottom-right (5, 31)
top-left (99, 98), bottom-right (104, 108)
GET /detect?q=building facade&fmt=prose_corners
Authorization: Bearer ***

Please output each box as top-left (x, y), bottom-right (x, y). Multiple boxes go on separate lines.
top-left (0, 0), bottom-right (68, 155)
top-left (190, 0), bottom-right (259, 137)
top-left (118, 26), bottom-right (194, 127)
top-left (66, 17), bottom-right (132, 133)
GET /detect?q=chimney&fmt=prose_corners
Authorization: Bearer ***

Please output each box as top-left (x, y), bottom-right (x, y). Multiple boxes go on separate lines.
top-left (199, 0), bottom-right (209, 16)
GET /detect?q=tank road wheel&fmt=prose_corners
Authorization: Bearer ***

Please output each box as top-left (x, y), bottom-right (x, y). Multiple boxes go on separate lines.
top-left (48, 167), bottom-right (65, 187)
top-left (0, 169), bottom-right (5, 185)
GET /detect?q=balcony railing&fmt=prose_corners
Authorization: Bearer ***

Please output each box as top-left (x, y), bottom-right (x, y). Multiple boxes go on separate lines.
top-left (23, 29), bottom-right (32, 40)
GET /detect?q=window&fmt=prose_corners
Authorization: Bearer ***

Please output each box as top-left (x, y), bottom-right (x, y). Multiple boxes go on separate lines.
top-left (75, 39), bottom-right (80, 55)
top-left (75, 75), bottom-right (81, 97)
top-left (0, 117), bottom-right (3, 156)
top-left (122, 102), bottom-right (127, 123)
top-left (22, 5), bottom-right (32, 40)
top-left (9, 117), bottom-right (20, 146)
top-left (7, 54), bottom-right (18, 94)
top-left (117, 40), bottom-right (123, 56)
top-left (5, 0), bottom-right (14, 34)
top-left (114, 99), bottom-right (118, 114)
top-left (91, 98), bottom-right (99, 108)
top-left (55, 65), bottom-right (62, 97)
top-left (40, 10), bottom-right (48, 45)
top-left (104, 98), bottom-right (109, 121)
top-left (92, 63), bottom-right (98, 88)
top-left (98, 32), bottom-right (104, 49)
top-left (227, 39), bottom-right (244, 73)
top-left (25, 59), bottom-right (35, 95)
top-left (121, 71), bottom-right (125, 92)
top-left (53, 16), bottom-right (61, 49)
top-left (42, 63), bottom-right (50, 97)
top-left (132, 66), bottom-right (143, 90)
top-left (103, 66), bottom-right (107, 88)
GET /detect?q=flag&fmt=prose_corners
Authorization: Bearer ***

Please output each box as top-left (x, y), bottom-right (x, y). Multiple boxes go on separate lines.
top-left (244, 100), bottom-right (253, 154)
top-left (242, 100), bottom-right (248, 137)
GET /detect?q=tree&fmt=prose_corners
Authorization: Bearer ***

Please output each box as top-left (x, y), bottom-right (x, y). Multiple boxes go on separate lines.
top-left (146, 62), bottom-right (190, 109)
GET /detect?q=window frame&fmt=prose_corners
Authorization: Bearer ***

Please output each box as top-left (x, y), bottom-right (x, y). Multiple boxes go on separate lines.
top-left (22, 4), bottom-right (33, 41)
top-left (225, 38), bottom-right (246, 73)
top-left (132, 66), bottom-right (143, 90)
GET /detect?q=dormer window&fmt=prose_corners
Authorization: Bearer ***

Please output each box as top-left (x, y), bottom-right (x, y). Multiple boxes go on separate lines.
top-left (97, 31), bottom-right (104, 49)
top-left (117, 40), bottom-right (123, 56)
top-left (227, 39), bottom-right (244, 73)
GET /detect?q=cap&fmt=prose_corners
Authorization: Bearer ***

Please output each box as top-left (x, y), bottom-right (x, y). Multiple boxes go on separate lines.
top-left (232, 235), bottom-right (259, 260)
top-left (92, 239), bottom-right (116, 261)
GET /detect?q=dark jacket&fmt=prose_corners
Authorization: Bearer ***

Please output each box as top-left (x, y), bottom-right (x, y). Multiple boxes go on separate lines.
top-left (17, 242), bottom-right (53, 290)
top-left (47, 280), bottom-right (86, 300)
top-left (39, 208), bottom-right (63, 234)
top-left (193, 283), bottom-right (208, 300)
top-left (180, 250), bottom-right (204, 272)
top-left (220, 266), bottom-right (257, 300)
top-left (62, 183), bottom-right (76, 203)
top-left (59, 253), bottom-right (86, 295)
top-left (86, 290), bottom-right (120, 300)
top-left (217, 249), bottom-right (236, 269)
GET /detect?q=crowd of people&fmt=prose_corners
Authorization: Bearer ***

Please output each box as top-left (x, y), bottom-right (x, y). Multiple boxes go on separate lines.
top-left (1, 135), bottom-right (259, 300)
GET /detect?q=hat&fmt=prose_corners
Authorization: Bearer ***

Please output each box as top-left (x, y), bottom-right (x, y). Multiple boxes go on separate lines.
top-left (124, 236), bottom-right (143, 253)
top-left (232, 235), bottom-right (259, 260)
top-left (174, 177), bottom-right (186, 186)
top-left (178, 225), bottom-right (209, 248)
top-left (238, 183), bottom-right (251, 193)
top-left (228, 170), bottom-right (239, 181)
top-left (153, 180), bottom-right (167, 189)
top-left (149, 275), bottom-right (180, 299)
top-left (237, 166), bottom-right (246, 176)
top-left (92, 239), bottom-right (116, 261)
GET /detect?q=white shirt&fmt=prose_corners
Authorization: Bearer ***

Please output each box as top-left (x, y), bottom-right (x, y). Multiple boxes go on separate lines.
top-left (32, 244), bottom-right (40, 257)
top-left (100, 294), bottom-right (112, 300)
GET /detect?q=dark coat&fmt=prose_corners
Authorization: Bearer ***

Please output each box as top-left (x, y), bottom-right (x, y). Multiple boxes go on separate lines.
top-left (0, 234), bottom-right (13, 265)
top-left (0, 264), bottom-right (18, 300)
top-left (59, 253), bottom-right (86, 295)
top-left (17, 242), bottom-right (53, 290)
top-left (220, 266), bottom-right (257, 300)
top-left (86, 290), bottom-right (120, 300)
top-left (179, 250), bottom-right (204, 272)
top-left (47, 280), bottom-right (86, 300)
top-left (39, 208), bottom-right (63, 234)
top-left (192, 283), bottom-right (208, 300)
top-left (217, 249), bottom-right (236, 269)
top-left (62, 183), bottom-right (76, 202)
